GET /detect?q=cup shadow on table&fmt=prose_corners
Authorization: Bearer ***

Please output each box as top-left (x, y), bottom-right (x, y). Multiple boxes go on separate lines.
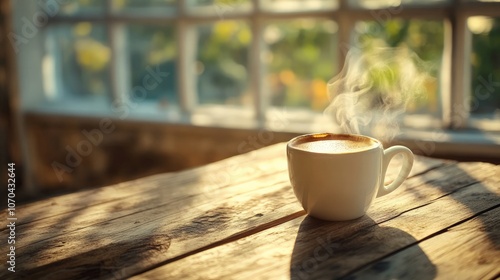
top-left (289, 216), bottom-right (437, 280)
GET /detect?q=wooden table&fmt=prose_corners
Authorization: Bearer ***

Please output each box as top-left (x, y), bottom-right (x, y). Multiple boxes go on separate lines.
top-left (2, 143), bottom-right (499, 279)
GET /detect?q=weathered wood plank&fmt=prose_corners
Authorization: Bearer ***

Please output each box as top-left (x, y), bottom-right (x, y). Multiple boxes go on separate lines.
top-left (0, 143), bottom-right (288, 225)
top-left (131, 164), bottom-right (500, 279)
top-left (0, 160), bottom-right (478, 280)
top-left (346, 206), bottom-right (500, 280)
top-left (4, 150), bottom-right (447, 253)
top-left (1, 147), bottom-right (445, 240)
top-left (1, 174), bottom-right (297, 279)
top-left (362, 161), bottom-right (497, 222)
top-left (0, 143), bottom-right (444, 226)
top-left (0, 144), bottom-right (444, 247)
top-left (0, 144), bottom-right (453, 279)
top-left (305, 181), bottom-right (500, 279)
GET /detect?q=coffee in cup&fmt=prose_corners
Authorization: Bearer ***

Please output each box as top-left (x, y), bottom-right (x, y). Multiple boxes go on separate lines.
top-left (287, 133), bottom-right (414, 221)
top-left (292, 134), bottom-right (378, 154)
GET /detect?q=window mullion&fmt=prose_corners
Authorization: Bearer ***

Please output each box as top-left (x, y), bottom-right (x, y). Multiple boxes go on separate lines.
top-left (450, 8), bottom-right (470, 129)
top-left (178, 22), bottom-right (198, 115)
top-left (337, 0), bottom-right (353, 74)
top-left (106, 0), bottom-right (126, 105)
top-left (249, 0), bottom-right (264, 127)
top-left (49, 30), bottom-right (64, 99)
top-left (441, 17), bottom-right (453, 128)
top-left (178, 0), bottom-right (197, 115)
top-left (251, 2), bottom-right (264, 127)
top-left (110, 24), bottom-right (130, 105)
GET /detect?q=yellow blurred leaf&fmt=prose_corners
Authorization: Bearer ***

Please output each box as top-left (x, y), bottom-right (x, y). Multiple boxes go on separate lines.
top-left (214, 21), bottom-right (237, 40)
top-left (311, 79), bottom-right (328, 110)
top-left (237, 27), bottom-right (251, 45)
top-left (279, 70), bottom-right (296, 86)
top-left (75, 39), bottom-right (111, 72)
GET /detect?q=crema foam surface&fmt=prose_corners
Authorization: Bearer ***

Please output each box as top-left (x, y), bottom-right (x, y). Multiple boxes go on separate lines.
top-left (293, 139), bottom-right (377, 153)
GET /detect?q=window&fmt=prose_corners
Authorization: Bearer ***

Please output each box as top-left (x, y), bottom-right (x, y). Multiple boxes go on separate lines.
top-left (468, 16), bottom-right (500, 129)
top-left (13, 0), bottom-right (500, 135)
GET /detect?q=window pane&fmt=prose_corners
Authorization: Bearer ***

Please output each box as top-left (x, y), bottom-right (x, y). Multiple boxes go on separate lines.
top-left (260, 0), bottom-right (338, 12)
top-left (352, 20), bottom-right (444, 117)
top-left (348, 0), bottom-right (450, 9)
top-left (186, 0), bottom-right (252, 16)
top-left (469, 16), bottom-right (500, 120)
top-left (126, 25), bottom-right (178, 104)
top-left (112, 0), bottom-right (177, 14)
top-left (46, 23), bottom-right (111, 99)
top-left (264, 19), bottom-right (338, 112)
top-left (42, 0), bottom-right (105, 15)
top-left (195, 21), bottom-right (251, 106)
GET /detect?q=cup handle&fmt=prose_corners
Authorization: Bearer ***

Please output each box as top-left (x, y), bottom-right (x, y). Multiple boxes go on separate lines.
top-left (377, 146), bottom-right (414, 198)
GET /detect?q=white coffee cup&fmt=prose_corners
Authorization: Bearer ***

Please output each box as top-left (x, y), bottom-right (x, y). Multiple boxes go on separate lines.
top-left (287, 133), bottom-right (414, 221)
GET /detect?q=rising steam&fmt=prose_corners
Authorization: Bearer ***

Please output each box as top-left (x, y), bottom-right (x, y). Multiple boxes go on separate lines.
top-left (324, 47), bottom-right (434, 142)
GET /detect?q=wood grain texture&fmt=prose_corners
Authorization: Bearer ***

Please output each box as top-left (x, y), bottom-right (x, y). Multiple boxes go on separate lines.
top-left (347, 206), bottom-right (500, 280)
top-left (0, 143), bottom-right (289, 279)
top-left (0, 143), bottom-right (480, 279)
top-left (132, 162), bottom-right (500, 279)
top-left (3, 143), bottom-right (287, 225)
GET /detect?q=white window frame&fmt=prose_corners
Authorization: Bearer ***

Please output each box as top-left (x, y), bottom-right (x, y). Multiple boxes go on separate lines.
top-left (12, 0), bottom-right (500, 139)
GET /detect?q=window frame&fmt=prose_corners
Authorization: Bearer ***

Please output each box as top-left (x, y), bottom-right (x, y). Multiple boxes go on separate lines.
top-left (15, 0), bottom-right (500, 133)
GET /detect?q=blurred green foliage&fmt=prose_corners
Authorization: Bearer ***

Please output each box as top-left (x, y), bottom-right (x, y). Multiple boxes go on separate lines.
top-left (196, 21), bottom-right (251, 105)
top-left (57, 1), bottom-right (499, 117)
top-left (127, 25), bottom-right (177, 102)
top-left (56, 23), bottom-right (111, 97)
top-left (264, 19), bottom-right (337, 111)
top-left (355, 19), bottom-right (444, 115)
top-left (471, 18), bottom-right (500, 116)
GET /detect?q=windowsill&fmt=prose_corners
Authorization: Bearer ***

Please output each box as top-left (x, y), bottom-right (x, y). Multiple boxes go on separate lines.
top-left (394, 128), bottom-right (500, 160)
top-left (24, 101), bottom-right (500, 159)
top-left (24, 98), bottom-right (186, 123)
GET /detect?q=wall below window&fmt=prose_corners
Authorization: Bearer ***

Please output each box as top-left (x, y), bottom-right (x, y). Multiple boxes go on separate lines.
top-left (24, 113), bottom-right (299, 195)
top-left (22, 111), bottom-right (500, 199)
